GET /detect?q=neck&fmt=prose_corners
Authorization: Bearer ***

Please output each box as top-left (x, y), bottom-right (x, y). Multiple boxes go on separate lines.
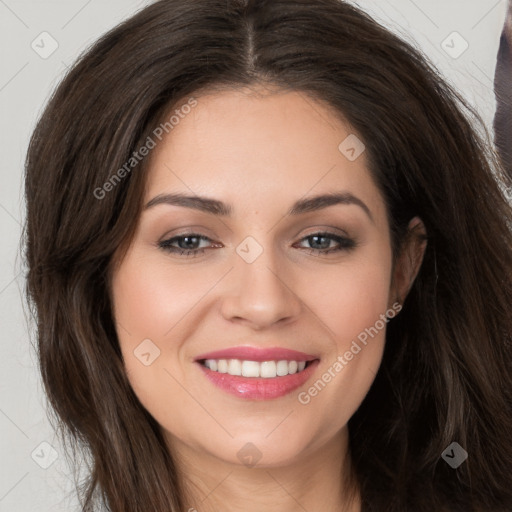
top-left (165, 427), bottom-right (361, 512)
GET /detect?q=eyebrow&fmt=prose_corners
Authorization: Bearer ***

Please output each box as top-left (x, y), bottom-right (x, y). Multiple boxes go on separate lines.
top-left (144, 191), bottom-right (374, 223)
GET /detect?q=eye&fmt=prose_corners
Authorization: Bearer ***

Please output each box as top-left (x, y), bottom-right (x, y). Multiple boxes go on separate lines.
top-left (158, 233), bottom-right (217, 258)
top-left (293, 232), bottom-right (356, 256)
top-left (158, 231), bottom-right (356, 258)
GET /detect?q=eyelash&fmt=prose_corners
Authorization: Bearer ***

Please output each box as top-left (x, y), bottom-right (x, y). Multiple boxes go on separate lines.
top-left (158, 231), bottom-right (356, 258)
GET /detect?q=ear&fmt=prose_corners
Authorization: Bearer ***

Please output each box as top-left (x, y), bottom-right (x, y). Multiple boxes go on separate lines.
top-left (388, 216), bottom-right (427, 309)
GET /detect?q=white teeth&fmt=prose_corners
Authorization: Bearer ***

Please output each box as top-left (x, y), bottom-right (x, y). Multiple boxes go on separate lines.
top-left (260, 361), bottom-right (276, 378)
top-left (276, 360), bottom-right (289, 376)
top-left (203, 359), bottom-right (310, 377)
top-left (227, 359), bottom-right (241, 375)
top-left (242, 360), bottom-right (260, 377)
top-left (217, 359), bottom-right (228, 373)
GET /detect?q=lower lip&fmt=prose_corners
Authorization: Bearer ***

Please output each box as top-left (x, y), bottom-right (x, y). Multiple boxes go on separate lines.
top-left (196, 360), bottom-right (320, 400)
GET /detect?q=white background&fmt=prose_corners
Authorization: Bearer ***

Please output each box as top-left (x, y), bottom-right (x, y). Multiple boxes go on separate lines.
top-left (0, 1), bottom-right (508, 510)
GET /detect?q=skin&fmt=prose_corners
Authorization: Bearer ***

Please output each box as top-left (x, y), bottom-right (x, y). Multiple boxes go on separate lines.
top-left (110, 85), bottom-right (427, 512)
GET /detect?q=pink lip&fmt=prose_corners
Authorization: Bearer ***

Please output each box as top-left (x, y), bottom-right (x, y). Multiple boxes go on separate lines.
top-left (194, 346), bottom-right (318, 362)
top-left (197, 359), bottom-right (320, 400)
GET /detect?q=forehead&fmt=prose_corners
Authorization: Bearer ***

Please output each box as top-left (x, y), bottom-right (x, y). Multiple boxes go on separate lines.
top-left (143, 87), bottom-right (385, 222)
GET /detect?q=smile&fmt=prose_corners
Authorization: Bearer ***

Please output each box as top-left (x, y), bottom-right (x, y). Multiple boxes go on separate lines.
top-left (196, 358), bottom-right (320, 400)
top-left (201, 358), bottom-right (309, 377)
top-left (194, 346), bottom-right (320, 400)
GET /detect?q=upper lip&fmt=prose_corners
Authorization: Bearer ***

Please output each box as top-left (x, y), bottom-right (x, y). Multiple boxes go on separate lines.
top-left (194, 346), bottom-right (319, 363)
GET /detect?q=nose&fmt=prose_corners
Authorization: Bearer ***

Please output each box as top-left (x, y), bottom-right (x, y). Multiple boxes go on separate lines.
top-left (220, 246), bottom-right (302, 330)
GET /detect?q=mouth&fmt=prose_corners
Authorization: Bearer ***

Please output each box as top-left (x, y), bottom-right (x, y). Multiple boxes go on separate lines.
top-left (198, 358), bottom-right (316, 377)
top-left (193, 347), bottom-right (321, 400)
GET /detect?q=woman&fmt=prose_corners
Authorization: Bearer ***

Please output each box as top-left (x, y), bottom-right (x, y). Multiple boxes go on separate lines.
top-left (23, 0), bottom-right (512, 511)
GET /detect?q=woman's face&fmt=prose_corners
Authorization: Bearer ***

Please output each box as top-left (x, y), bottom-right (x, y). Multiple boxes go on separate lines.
top-left (111, 87), bottom-right (418, 469)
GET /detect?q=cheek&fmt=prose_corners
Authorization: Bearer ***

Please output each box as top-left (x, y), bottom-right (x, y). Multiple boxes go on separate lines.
top-left (111, 250), bottom-right (214, 345)
top-left (110, 251), bottom-right (225, 422)
top-left (296, 246), bottom-right (392, 430)
top-left (110, 253), bottom-right (184, 389)
top-left (310, 244), bottom-right (392, 349)
top-left (327, 269), bottom-right (391, 347)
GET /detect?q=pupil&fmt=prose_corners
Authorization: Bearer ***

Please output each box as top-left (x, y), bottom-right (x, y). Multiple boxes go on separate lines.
top-left (180, 236), bottom-right (198, 249)
top-left (310, 235), bottom-right (329, 249)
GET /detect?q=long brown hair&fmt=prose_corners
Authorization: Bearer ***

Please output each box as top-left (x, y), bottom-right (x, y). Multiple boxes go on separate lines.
top-left (23, 0), bottom-right (512, 510)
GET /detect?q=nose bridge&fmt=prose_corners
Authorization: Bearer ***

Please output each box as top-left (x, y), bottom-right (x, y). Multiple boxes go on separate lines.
top-left (219, 234), bottom-right (302, 327)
